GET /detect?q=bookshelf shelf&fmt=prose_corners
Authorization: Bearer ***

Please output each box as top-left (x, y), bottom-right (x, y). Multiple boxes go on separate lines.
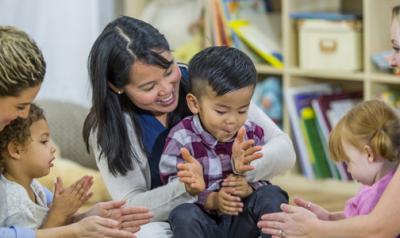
top-left (255, 64), bottom-right (283, 75)
top-left (370, 73), bottom-right (400, 84)
top-left (288, 68), bottom-right (365, 81)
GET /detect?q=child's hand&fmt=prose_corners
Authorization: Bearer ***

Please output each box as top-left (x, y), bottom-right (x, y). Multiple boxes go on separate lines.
top-left (52, 176), bottom-right (93, 219)
top-left (293, 197), bottom-right (331, 221)
top-left (214, 187), bottom-right (243, 216)
top-left (222, 174), bottom-right (253, 199)
top-left (231, 127), bottom-right (263, 174)
top-left (177, 148), bottom-right (205, 196)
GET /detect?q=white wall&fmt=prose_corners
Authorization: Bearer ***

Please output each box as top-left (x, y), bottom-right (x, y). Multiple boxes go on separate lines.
top-left (0, 0), bottom-right (115, 107)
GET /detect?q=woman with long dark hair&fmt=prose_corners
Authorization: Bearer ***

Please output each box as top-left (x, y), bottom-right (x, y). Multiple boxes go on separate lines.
top-left (83, 16), bottom-right (296, 237)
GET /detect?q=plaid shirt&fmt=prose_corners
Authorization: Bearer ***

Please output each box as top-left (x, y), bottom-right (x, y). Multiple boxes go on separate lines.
top-left (159, 115), bottom-right (266, 208)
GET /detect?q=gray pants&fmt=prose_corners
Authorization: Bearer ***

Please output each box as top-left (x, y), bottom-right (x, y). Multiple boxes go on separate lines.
top-left (169, 184), bottom-right (288, 238)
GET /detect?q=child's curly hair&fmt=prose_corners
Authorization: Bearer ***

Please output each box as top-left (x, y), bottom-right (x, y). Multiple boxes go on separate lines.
top-left (0, 104), bottom-right (45, 170)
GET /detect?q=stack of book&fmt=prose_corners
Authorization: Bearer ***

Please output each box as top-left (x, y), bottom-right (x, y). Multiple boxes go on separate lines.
top-left (285, 84), bottom-right (362, 180)
top-left (204, 0), bottom-right (283, 68)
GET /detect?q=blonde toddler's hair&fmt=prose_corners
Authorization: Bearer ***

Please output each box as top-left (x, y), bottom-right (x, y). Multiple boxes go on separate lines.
top-left (329, 99), bottom-right (400, 162)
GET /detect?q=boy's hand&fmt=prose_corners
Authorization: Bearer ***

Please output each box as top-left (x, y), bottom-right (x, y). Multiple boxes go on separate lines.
top-left (222, 174), bottom-right (253, 199)
top-left (214, 187), bottom-right (243, 216)
top-left (231, 127), bottom-right (263, 174)
top-left (52, 176), bottom-right (93, 218)
top-left (177, 148), bottom-right (206, 196)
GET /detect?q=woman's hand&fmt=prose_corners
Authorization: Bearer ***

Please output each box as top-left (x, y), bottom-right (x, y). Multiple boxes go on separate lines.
top-left (79, 200), bottom-right (153, 233)
top-left (257, 203), bottom-right (318, 238)
top-left (221, 174), bottom-right (253, 198)
top-left (231, 127), bottom-right (263, 174)
top-left (72, 216), bottom-right (136, 238)
top-left (177, 148), bottom-right (205, 196)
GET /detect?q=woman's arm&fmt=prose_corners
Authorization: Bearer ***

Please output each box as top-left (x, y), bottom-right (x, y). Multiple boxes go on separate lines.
top-left (259, 165), bottom-right (400, 238)
top-left (312, 163), bottom-right (400, 237)
top-left (246, 102), bottom-right (296, 181)
top-left (90, 131), bottom-right (196, 222)
top-left (36, 216), bottom-right (135, 238)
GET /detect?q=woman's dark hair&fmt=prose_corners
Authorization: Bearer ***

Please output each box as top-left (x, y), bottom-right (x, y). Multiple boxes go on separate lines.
top-left (188, 46), bottom-right (257, 98)
top-left (83, 16), bottom-right (189, 176)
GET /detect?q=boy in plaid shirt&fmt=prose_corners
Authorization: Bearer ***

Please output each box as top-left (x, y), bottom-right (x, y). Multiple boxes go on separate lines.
top-left (159, 46), bottom-right (288, 238)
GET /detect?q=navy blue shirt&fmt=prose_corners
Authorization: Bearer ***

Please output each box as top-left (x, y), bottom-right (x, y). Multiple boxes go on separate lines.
top-left (137, 65), bottom-right (189, 188)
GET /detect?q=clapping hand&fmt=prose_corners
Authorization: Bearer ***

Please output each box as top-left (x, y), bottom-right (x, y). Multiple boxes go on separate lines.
top-left (177, 148), bottom-right (205, 196)
top-left (231, 127), bottom-right (263, 174)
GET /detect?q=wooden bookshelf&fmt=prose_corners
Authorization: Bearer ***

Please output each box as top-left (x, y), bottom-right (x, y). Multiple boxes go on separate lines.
top-left (278, 0), bottom-right (400, 132)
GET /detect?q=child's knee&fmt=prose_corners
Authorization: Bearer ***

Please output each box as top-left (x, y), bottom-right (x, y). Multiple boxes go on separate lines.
top-left (169, 203), bottom-right (202, 225)
top-left (252, 185), bottom-right (289, 210)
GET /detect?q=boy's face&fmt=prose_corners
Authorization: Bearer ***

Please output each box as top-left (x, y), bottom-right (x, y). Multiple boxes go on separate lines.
top-left (19, 119), bottom-right (56, 179)
top-left (187, 85), bottom-right (254, 142)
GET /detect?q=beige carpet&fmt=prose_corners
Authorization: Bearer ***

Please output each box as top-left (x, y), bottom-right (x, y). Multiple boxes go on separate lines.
top-left (271, 172), bottom-right (360, 212)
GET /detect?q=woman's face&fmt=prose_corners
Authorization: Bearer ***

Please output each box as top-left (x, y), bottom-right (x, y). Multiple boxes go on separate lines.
top-left (0, 85), bottom-right (41, 131)
top-left (389, 18), bottom-right (400, 67)
top-left (122, 51), bottom-right (181, 116)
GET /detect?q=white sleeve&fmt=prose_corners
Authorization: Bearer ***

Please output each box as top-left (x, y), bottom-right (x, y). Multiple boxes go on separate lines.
top-left (246, 102), bottom-right (296, 181)
top-left (90, 125), bottom-right (196, 222)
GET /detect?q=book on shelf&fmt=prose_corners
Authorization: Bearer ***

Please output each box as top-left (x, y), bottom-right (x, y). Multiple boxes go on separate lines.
top-left (203, 0), bottom-right (283, 66)
top-left (285, 83), bottom-right (365, 180)
top-left (229, 19), bottom-right (283, 68)
top-left (300, 107), bottom-right (332, 179)
top-left (285, 84), bottom-right (334, 179)
top-left (311, 91), bottom-right (363, 181)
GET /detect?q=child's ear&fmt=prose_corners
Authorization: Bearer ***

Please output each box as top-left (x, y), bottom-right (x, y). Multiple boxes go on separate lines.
top-left (7, 141), bottom-right (23, 160)
top-left (364, 145), bottom-right (375, 163)
top-left (186, 93), bottom-right (200, 114)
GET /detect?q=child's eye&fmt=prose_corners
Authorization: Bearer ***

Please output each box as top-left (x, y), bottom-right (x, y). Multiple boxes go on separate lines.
top-left (215, 110), bottom-right (226, 115)
top-left (16, 106), bottom-right (25, 111)
top-left (41, 140), bottom-right (49, 145)
top-left (238, 110), bottom-right (247, 114)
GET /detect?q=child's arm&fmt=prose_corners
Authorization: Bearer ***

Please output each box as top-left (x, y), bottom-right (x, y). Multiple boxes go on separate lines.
top-left (41, 176), bottom-right (93, 228)
top-left (294, 197), bottom-right (345, 221)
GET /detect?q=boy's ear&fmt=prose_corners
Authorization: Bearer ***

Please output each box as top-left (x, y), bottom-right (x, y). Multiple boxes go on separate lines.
top-left (7, 141), bottom-right (23, 160)
top-left (364, 145), bottom-right (375, 163)
top-left (186, 93), bottom-right (200, 114)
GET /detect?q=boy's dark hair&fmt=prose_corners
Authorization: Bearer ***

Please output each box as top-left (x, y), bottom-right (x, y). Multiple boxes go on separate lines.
top-left (188, 46), bottom-right (257, 97)
top-left (0, 104), bottom-right (45, 169)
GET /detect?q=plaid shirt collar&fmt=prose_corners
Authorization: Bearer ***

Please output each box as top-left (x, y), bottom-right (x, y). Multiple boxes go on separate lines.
top-left (191, 114), bottom-right (235, 149)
